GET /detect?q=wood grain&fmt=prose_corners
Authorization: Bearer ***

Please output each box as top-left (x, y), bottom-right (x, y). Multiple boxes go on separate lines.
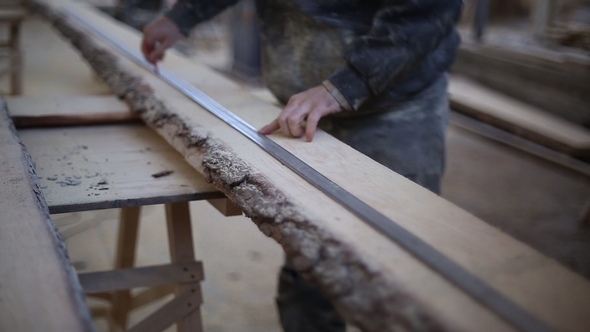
top-left (7, 95), bottom-right (140, 128)
top-left (32, 1), bottom-right (590, 331)
top-left (0, 98), bottom-right (94, 332)
top-left (79, 262), bottom-right (203, 294)
top-left (17, 124), bottom-right (225, 213)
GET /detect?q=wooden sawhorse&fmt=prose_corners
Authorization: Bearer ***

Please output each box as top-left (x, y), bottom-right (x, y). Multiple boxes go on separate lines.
top-left (14, 104), bottom-right (241, 332)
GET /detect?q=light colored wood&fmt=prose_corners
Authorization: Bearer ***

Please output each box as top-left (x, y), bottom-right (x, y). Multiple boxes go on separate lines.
top-left (207, 198), bottom-right (242, 216)
top-left (110, 206), bottom-right (140, 331)
top-left (11, 112), bottom-right (140, 128)
top-left (16, 124), bottom-right (225, 213)
top-left (132, 285), bottom-right (175, 310)
top-left (449, 75), bottom-right (590, 157)
top-left (0, 99), bottom-right (94, 331)
top-left (6, 94), bottom-right (130, 117)
top-left (0, 8), bottom-right (25, 95)
top-left (6, 94), bottom-right (140, 128)
top-left (166, 202), bottom-right (203, 332)
top-left (31, 1), bottom-right (590, 331)
top-left (19, 16), bottom-right (112, 96)
top-left (79, 262), bottom-right (203, 294)
top-left (128, 290), bottom-right (201, 332)
top-left (115, 207), bottom-right (141, 269)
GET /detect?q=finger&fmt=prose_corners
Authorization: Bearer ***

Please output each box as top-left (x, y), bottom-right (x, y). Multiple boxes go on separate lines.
top-left (277, 116), bottom-right (292, 137)
top-left (148, 40), bottom-right (173, 64)
top-left (287, 116), bottom-right (305, 137)
top-left (258, 120), bottom-right (280, 135)
top-left (305, 112), bottom-right (321, 142)
top-left (141, 39), bottom-right (153, 61)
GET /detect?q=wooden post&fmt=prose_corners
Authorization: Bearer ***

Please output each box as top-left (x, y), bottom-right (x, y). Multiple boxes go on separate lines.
top-left (9, 16), bottom-right (21, 95)
top-left (111, 206), bottom-right (141, 332)
top-left (165, 202), bottom-right (203, 332)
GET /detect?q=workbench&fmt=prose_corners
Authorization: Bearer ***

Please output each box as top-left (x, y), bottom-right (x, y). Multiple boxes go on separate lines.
top-left (6, 93), bottom-right (244, 332)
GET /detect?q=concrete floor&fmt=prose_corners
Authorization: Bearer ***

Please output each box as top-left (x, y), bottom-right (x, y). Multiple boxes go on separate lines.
top-left (443, 127), bottom-right (590, 278)
top-left (6, 11), bottom-right (590, 332)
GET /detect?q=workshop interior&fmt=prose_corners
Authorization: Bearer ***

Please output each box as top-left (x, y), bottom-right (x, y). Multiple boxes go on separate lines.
top-left (1, 0), bottom-right (589, 331)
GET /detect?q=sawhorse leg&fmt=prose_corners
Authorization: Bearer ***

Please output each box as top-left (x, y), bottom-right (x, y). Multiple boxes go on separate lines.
top-left (111, 206), bottom-right (141, 331)
top-left (166, 202), bottom-right (203, 332)
top-left (88, 203), bottom-right (204, 332)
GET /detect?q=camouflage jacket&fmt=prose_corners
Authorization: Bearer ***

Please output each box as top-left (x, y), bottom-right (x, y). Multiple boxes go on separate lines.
top-left (167, 0), bottom-right (462, 113)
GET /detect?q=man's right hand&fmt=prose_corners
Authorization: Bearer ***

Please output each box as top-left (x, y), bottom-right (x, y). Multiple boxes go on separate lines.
top-left (141, 17), bottom-right (183, 64)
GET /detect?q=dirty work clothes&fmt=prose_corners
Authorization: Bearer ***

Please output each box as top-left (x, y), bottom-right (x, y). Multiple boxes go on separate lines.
top-left (166, 0), bottom-right (462, 113)
top-left (321, 76), bottom-right (449, 194)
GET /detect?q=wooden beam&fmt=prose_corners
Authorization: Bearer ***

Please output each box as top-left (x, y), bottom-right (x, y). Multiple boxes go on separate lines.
top-left (31, 1), bottom-right (590, 331)
top-left (79, 262), bottom-right (203, 294)
top-left (0, 98), bottom-right (94, 331)
top-left (207, 198), bottom-right (243, 216)
top-left (6, 94), bottom-right (141, 128)
top-left (165, 202), bottom-right (203, 332)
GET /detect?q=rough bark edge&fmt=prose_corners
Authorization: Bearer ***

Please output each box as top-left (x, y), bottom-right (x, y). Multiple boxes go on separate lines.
top-left (31, 3), bottom-right (449, 331)
top-left (0, 99), bottom-right (96, 332)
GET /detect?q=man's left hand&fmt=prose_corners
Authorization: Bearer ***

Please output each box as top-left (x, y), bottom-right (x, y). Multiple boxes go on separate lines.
top-left (259, 85), bottom-right (342, 142)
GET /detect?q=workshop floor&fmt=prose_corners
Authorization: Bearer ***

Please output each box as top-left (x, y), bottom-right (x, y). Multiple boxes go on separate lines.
top-left (7, 11), bottom-right (590, 332)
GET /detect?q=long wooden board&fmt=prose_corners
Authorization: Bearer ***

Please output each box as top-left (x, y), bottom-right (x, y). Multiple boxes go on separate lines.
top-left (32, 1), bottom-right (590, 331)
top-left (6, 95), bottom-right (140, 128)
top-left (449, 75), bottom-right (590, 158)
top-left (0, 99), bottom-right (94, 332)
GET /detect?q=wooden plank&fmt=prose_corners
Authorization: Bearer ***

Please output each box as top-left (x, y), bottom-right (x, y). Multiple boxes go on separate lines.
top-left (6, 94), bottom-right (141, 128)
top-left (207, 198), bottom-right (243, 216)
top-left (449, 111), bottom-right (590, 178)
top-left (32, 1), bottom-right (590, 331)
top-left (166, 202), bottom-right (203, 332)
top-left (111, 206), bottom-right (140, 330)
top-left (132, 285), bottom-right (175, 310)
top-left (16, 124), bottom-right (225, 213)
top-left (128, 290), bottom-right (200, 332)
top-left (79, 262), bottom-right (203, 294)
top-left (0, 98), bottom-right (94, 331)
top-left (449, 75), bottom-right (590, 158)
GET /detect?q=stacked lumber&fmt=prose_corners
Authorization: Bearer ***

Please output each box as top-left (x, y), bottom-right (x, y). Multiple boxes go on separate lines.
top-left (449, 75), bottom-right (590, 159)
top-left (25, 0), bottom-right (590, 331)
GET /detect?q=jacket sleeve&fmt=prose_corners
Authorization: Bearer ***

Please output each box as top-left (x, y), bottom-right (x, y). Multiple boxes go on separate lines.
top-left (166, 0), bottom-right (240, 36)
top-left (328, 0), bottom-right (463, 111)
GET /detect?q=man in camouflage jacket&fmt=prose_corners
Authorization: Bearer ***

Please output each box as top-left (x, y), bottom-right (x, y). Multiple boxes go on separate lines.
top-left (142, 1), bottom-right (463, 330)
